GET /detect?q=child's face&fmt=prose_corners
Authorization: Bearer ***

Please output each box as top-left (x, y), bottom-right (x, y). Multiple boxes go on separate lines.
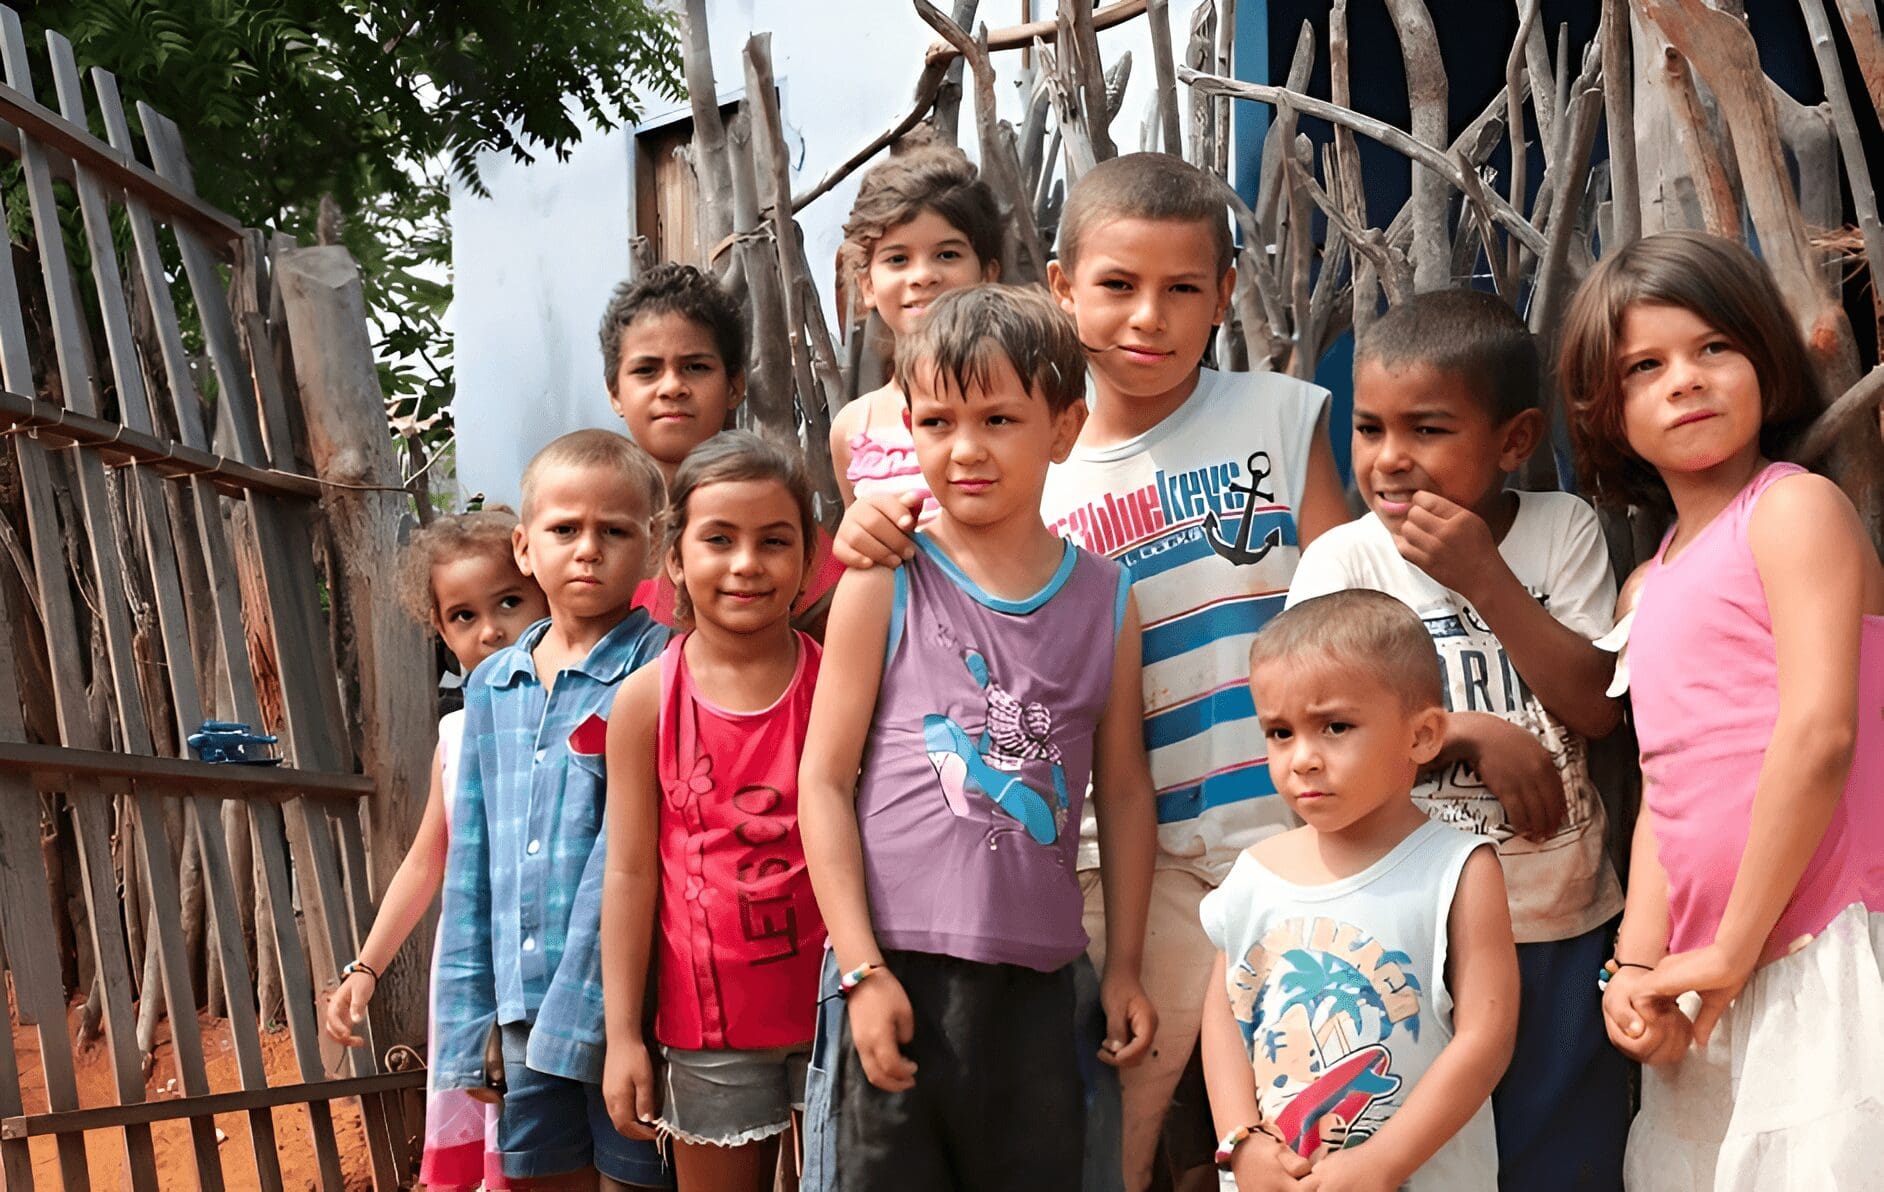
top-left (430, 551), bottom-right (549, 672)
top-left (1614, 301), bottom-right (1763, 479)
top-left (1351, 359), bottom-right (1540, 530)
top-left (513, 464), bottom-right (653, 625)
top-left (1048, 216), bottom-right (1233, 409)
top-left (1250, 654), bottom-right (1444, 838)
top-left (907, 354), bottom-right (1086, 529)
top-left (667, 478), bottom-right (809, 634)
top-left (609, 311), bottom-right (744, 473)
top-left (860, 209), bottom-right (996, 338)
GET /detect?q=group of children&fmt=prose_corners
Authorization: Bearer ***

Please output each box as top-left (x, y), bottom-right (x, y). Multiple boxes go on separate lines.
top-left (319, 141), bottom-right (1884, 1192)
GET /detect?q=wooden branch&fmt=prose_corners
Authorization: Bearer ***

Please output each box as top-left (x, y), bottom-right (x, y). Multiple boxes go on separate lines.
top-left (1802, 0), bottom-right (1884, 342)
top-left (1063, 0), bottom-right (1119, 162)
top-left (1521, 0), bottom-right (1560, 161)
top-left (1602, 0), bottom-right (1641, 245)
top-left (1836, 0), bottom-right (1884, 123)
top-left (1216, 178), bottom-right (1284, 366)
top-left (728, 110), bottom-right (795, 438)
top-left (928, 0), bottom-right (1147, 62)
top-left (1185, 2), bottom-right (1218, 169)
top-left (1639, 0), bottom-right (1858, 390)
top-left (681, 0), bottom-right (735, 263)
top-left (1506, 0), bottom-right (1541, 283)
top-left (1215, 0), bottom-right (1236, 179)
top-left (791, 55), bottom-right (949, 213)
top-left (1296, 167), bottom-right (1412, 307)
top-left (1529, 69), bottom-right (1603, 342)
top-left (1656, 42), bottom-right (1740, 236)
top-left (1454, 149), bottom-right (1513, 297)
top-left (930, 0), bottom-right (982, 143)
top-left (1330, 0), bottom-right (1379, 333)
top-left (1280, 114), bottom-right (1313, 377)
top-left (1386, 0), bottom-right (1450, 289)
top-left (1147, 0), bottom-right (1183, 153)
top-left (1182, 68), bottom-right (1551, 256)
top-left (1257, 23), bottom-right (1317, 273)
top-left (1384, 82), bottom-right (1522, 248)
top-left (1795, 363), bottom-right (1884, 464)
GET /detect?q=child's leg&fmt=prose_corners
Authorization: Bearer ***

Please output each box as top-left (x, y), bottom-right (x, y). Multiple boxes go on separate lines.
top-left (1492, 924), bottom-right (1630, 1192)
top-left (1081, 868), bottom-right (1217, 1192)
top-left (652, 1045), bottom-right (803, 1192)
top-left (496, 1024), bottom-right (608, 1187)
top-left (670, 1137), bottom-right (781, 1192)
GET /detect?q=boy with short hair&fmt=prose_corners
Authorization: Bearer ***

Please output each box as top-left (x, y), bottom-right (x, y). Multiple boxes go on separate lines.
top-left (837, 153), bottom-right (1348, 1191)
top-left (1202, 589), bottom-right (1516, 1190)
top-left (1286, 288), bottom-right (1629, 1190)
top-left (802, 284), bottom-right (1158, 1192)
top-left (598, 262), bottom-right (844, 632)
top-left (434, 429), bottom-right (673, 1189)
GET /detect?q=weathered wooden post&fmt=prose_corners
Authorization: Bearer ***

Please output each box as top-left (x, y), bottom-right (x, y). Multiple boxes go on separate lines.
top-left (275, 245), bottom-right (438, 1053)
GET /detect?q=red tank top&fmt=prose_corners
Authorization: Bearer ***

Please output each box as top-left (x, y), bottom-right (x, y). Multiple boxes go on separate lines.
top-left (654, 632), bottom-right (826, 1050)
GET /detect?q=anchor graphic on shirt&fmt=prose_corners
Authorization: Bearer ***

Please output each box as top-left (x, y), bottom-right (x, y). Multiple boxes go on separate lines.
top-left (1202, 451), bottom-right (1283, 566)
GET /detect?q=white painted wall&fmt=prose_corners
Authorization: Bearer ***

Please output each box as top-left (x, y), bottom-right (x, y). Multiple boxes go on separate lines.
top-left (449, 2), bottom-right (1211, 506)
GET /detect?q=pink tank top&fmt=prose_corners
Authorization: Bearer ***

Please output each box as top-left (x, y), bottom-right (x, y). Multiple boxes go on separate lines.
top-left (654, 632), bottom-right (826, 1050)
top-left (1631, 462), bottom-right (1884, 958)
top-left (847, 421), bottom-right (939, 526)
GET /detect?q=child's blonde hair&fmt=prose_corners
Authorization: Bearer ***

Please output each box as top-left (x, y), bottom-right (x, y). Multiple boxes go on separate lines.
top-left (396, 507), bottom-right (526, 627)
top-left (838, 136), bottom-right (1003, 284)
top-left (892, 284), bottom-right (1087, 415)
top-left (1250, 590), bottom-right (1445, 713)
top-left (520, 428), bottom-right (666, 521)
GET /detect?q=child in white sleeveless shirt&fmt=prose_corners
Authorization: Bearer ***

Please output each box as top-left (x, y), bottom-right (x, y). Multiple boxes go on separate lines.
top-left (1200, 591), bottom-right (1516, 1190)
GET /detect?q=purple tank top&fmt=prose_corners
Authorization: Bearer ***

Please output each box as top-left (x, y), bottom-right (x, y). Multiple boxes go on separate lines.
top-left (857, 533), bottom-right (1128, 971)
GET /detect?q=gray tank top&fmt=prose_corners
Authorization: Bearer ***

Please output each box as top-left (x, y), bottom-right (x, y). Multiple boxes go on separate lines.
top-left (858, 533), bottom-right (1128, 971)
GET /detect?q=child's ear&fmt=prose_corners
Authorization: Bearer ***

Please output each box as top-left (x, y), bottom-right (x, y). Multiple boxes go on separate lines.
top-left (1497, 408), bottom-right (1546, 473)
top-left (857, 269), bottom-right (878, 313)
top-left (981, 256), bottom-right (1002, 284)
top-left (1410, 706), bottom-right (1447, 768)
top-left (728, 370), bottom-right (748, 410)
top-left (1047, 260), bottom-right (1075, 314)
top-left (1050, 399), bottom-right (1089, 463)
top-left (512, 523), bottom-right (533, 577)
top-left (663, 542), bottom-right (684, 588)
top-left (1213, 264), bottom-right (1237, 327)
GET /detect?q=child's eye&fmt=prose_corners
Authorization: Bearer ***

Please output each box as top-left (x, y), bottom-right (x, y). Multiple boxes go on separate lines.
top-left (498, 595), bottom-right (524, 610)
top-left (1266, 727), bottom-right (1292, 742)
top-left (938, 249), bottom-right (963, 262)
top-left (1700, 340), bottom-right (1734, 357)
top-left (551, 524), bottom-right (576, 536)
top-left (1325, 721), bottom-right (1351, 736)
top-left (883, 252), bottom-right (908, 267)
top-left (1414, 426), bottom-right (1448, 437)
top-left (1101, 279), bottom-right (1131, 292)
top-left (448, 609), bottom-right (475, 623)
top-left (1354, 423), bottom-right (1381, 438)
top-left (1170, 283), bottom-right (1200, 294)
top-left (1626, 357), bottom-right (1660, 375)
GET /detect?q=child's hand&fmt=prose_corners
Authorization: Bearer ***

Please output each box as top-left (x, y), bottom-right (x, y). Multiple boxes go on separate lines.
top-left (1633, 942), bottom-right (1756, 1048)
top-left (601, 1037), bottom-right (661, 1140)
top-left (1453, 712), bottom-right (1565, 839)
top-left (321, 972), bottom-right (373, 1048)
top-left (847, 970), bottom-right (918, 1092)
top-left (1299, 1137), bottom-right (1402, 1192)
top-left (1229, 1133), bottom-right (1312, 1190)
top-left (834, 491), bottom-right (922, 569)
top-left (1392, 492), bottom-right (1505, 600)
top-left (1601, 966), bottom-right (1691, 1065)
top-left (1097, 970), bottom-right (1158, 1068)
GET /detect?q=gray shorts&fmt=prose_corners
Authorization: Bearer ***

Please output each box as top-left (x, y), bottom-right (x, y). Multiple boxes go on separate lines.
top-left (655, 1043), bottom-right (810, 1147)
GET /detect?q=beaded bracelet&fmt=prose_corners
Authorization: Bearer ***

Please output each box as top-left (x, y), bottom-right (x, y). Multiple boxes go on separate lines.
top-left (340, 959), bottom-right (381, 985)
top-left (1214, 1123), bottom-right (1268, 1170)
top-left (838, 961), bottom-right (882, 997)
top-left (1595, 957), bottom-right (1653, 991)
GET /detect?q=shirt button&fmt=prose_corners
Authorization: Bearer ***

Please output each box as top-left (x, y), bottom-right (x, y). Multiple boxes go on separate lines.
top-left (522, 936), bottom-right (536, 953)
top-left (534, 749), bottom-right (547, 764)
top-left (527, 840), bottom-right (541, 855)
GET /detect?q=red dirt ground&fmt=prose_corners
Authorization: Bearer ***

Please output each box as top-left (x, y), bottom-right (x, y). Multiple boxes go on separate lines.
top-left (13, 999), bottom-right (375, 1189)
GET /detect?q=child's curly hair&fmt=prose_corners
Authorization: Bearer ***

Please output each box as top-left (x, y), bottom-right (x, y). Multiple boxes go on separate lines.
top-left (396, 507), bottom-right (526, 627)
top-left (598, 262), bottom-right (747, 395)
top-left (838, 135), bottom-right (1003, 286)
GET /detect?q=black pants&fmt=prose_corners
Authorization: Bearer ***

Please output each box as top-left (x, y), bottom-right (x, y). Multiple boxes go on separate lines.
top-left (838, 950), bottom-right (1084, 1192)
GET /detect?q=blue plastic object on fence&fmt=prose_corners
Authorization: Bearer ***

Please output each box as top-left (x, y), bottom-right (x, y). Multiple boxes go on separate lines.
top-left (186, 720), bottom-right (284, 766)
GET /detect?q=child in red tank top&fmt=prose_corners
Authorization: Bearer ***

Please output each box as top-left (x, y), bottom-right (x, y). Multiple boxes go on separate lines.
top-left (600, 432), bottom-right (828, 1190)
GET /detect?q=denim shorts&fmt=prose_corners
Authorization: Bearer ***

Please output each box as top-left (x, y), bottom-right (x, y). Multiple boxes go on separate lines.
top-left (496, 1023), bottom-right (673, 1187)
top-left (655, 1043), bottom-right (809, 1146)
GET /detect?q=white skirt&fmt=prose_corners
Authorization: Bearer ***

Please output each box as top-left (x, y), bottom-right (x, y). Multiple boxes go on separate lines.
top-left (1624, 902), bottom-right (1884, 1191)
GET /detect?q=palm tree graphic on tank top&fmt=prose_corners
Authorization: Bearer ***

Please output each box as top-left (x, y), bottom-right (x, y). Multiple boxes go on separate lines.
top-left (922, 636), bottom-right (1069, 845)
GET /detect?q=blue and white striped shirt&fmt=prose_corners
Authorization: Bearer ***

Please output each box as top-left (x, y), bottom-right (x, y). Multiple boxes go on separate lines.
top-left (433, 611), bottom-right (668, 1087)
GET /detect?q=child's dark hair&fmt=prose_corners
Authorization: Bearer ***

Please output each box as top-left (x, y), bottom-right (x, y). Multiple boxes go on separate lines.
top-left (661, 430), bottom-right (819, 628)
top-left (1356, 289), bottom-right (1540, 422)
top-left (1057, 152), bottom-right (1235, 277)
top-left (396, 507), bottom-right (525, 627)
top-left (1251, 590), bottom-right (1445, 713)
top-left (839, 139), bottom-right (1003, 283)
top-left (893, 284), bottom-right (1087, 415)
top-left (599, 263), bottom-right (746, 395)
top-left (1560, 230), bottom-right (1821, 511)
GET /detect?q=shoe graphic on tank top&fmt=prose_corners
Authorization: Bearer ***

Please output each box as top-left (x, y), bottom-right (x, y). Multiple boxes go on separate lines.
top-left (923, 645), bottom-right (1069, 845)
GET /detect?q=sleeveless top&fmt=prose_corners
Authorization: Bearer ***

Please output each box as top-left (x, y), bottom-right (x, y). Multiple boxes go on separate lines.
top-left (654, 632), bottom-right (826, 1050)
top-left (1199, 822), bottom-right (1499, 1190)
top-left (1631, 462), bottom-right (1884, 958)
top-left (857, 533), bottom-right (1129, 971)
top-left (847, 420), bottom-right (939, 526)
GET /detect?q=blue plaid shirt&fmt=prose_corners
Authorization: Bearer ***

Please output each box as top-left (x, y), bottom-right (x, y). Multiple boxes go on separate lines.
top-left (433, 611), bottom-right (668, 1087)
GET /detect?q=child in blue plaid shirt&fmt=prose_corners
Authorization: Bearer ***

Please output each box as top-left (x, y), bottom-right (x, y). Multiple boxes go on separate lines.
top-left (434, 429), bottom-right (674, 1190)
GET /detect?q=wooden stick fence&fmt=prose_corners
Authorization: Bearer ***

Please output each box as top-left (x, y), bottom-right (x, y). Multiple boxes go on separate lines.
top-left (0, 5), bottom-right (427, 1188)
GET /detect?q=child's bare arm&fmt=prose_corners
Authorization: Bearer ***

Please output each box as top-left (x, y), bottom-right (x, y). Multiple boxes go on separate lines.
top-left (1636, 474), bottom-right (1877, 1043)
top-left (1603, 801), bottom-right (1688, 1065)
top-left (799, 567), bottom-right (917, 1090)
top-left (832, 490), bottom-right (924, 569)
top-left (1311, 847), bottom-right (1516, 1190)
top-left (599, 667), bottom-right (663, 1138)
top-left (1433, 711), bottom-right (1566, 840)
top-left (324, 742), bottom-right (452, 1047)
top-left (1296, 407), bottom-right (1350, 547)
top-left (1091, 591), bottom-right (1157, 1067)
top-left (1201, 952), bottom-right (1312, 1189)
top-left (1395, 493), bottom-right (1619, 739)
top-left (831, 396), bottom-right (864, 507)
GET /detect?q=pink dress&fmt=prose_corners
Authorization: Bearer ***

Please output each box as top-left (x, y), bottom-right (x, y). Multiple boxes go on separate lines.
top-left (1619, 462), bottom-right (1884, 1190)
top-left (847, 414), bottom-right (939, 526)
top-left (423, 711), bottom-right (509, 1188)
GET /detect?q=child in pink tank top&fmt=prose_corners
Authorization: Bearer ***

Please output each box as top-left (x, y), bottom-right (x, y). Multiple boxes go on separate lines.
top-left (601, 433), bottom-right (828, 1191)
top-left (1562, 231), bottom-right (1884, 1191)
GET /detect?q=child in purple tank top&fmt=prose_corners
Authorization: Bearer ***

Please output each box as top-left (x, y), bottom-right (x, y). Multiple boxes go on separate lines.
top-left (801, 285), bottom-right (1159, 1191)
